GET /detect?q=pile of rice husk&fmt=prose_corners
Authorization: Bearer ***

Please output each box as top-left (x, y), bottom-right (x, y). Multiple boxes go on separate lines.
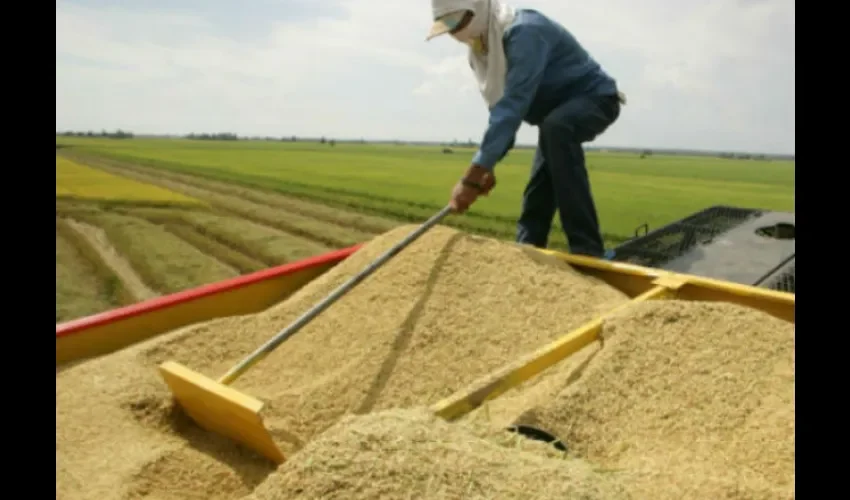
top-left (502, 300), bottom-right (795, 499)
top-left (244, 408), bottom-right (630, 500)
top-left (57, 224), bottom-right (630, 499)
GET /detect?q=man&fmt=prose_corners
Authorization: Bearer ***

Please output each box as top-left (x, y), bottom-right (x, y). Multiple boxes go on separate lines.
top-left (427, 0), bottom-right (624, 258)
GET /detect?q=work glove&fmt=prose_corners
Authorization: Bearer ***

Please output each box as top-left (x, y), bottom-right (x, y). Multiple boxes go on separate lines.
top-left (449, 164), bottom-right (496, 213)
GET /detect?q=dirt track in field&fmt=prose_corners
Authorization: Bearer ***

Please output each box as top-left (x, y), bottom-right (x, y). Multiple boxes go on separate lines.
top-left (64, 219), bottom-right (160, 302)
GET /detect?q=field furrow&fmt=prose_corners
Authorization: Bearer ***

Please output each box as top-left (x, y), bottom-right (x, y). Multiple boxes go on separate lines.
top-left (67, 154), bottom-right (388, 246)
top-left (64, 219), bottom-right (160, 302)
top-left (87, 156), bottom-right (400, 234)
top-left (184, 212), bottom-right (331, 264)
top-left (115, 206), bottom-right (270, 271)
top-left (212, 204), bottom-right (363, 249)
top-left (69, 211), bottom-right (239, 295)
top-left (56, 222), bottom-right (120, 322)
top-left (159, 223), bottom-right (267, 274)
top-left (61, 150), bottom-right (585, 247)
top-left (123, 206), bottom-right (331, 265)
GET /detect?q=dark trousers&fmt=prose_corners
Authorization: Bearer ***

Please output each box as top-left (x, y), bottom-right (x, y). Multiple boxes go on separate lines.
top-left (516, 94), bottom-right (621, 257)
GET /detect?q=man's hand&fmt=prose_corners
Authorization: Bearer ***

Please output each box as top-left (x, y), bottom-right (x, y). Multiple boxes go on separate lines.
top-left (449, 165), bottom-right (496, 213)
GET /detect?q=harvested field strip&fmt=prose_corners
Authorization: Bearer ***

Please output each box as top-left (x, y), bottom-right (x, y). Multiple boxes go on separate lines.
top-left (117, 206), bottom-right (269, 272)
top-left (160, 223), bottom-right (266, 275)
top-left (75, 154), bottom-right (400, 234)
top-left (56, 225), bottom-right (632, 500)
top-left (122, 207), bottom-right (331, 266)
top-left (56, 155), bottom-right (205, 206)
top-left (56, 220), bottom-right (122, 322)
top-left (159, 223), bottom-right (266, 274)
top-left (64, 154), bottom-right (380, 247)
top-left (64, 219), bottom-right (159, 302)
top-left (179, 212), bottom-right (332, 264)
top-left (56, 198), bottom-right (109, 218)
top-left (77, 150), bottom-right (516, 224)
top-left (69, 211), bottom-right (238, 295)
top-left (63, 150), bottom-right (547, 244)
top-left (117, 165), bottom-right (372, 248)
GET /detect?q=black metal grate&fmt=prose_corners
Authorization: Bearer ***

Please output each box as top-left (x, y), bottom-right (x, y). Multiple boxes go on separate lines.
top-left (759, 262), bottom-right (795, 293)
top-left (612, 206), bottom-right (764, 268)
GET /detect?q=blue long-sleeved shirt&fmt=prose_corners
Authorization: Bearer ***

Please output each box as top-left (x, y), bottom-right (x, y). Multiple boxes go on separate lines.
top-left (471, 9), bottom-right (618, 170)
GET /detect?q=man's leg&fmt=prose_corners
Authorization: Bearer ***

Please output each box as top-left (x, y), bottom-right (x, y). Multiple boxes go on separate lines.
top-left (516, 146), bottom-right (557, 248)
top-left (538, 94), bottom-right (620, 257)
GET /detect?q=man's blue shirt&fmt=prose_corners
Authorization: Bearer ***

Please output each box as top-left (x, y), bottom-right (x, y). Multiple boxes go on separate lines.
top-left (471, 9), bottom-right (618, 170)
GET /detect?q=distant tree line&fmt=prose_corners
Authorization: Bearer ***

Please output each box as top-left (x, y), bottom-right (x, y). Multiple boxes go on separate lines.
top-left (182, 133), bottom-right (340, 145)
top-left (445, 138), bottom-right (479, 148)
top-left (56, 129), bottom-right (134, 139)
top-left (185, 132), bottom-right (239, 141)
top-left (186, 133), bottom-right (295, 141)
top-left (54, 130), bottom-right (791, 161)
top-left (716, 152), bottom-right (772, 161)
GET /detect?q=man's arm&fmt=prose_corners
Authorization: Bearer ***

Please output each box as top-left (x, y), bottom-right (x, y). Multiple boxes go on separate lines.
top-left (471, 25), bottom-right (551, 171)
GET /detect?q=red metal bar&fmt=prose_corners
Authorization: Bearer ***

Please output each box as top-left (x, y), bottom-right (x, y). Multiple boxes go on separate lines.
top-left (56, 244), bottom-right (363, 337)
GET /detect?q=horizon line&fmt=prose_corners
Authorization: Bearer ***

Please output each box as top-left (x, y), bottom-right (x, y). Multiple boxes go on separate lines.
top-left (55, 130), bottom-right (796, 159)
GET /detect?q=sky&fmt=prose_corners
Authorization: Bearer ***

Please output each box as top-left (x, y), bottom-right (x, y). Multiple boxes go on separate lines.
top-left (56, 0), bottom-right (796, 154)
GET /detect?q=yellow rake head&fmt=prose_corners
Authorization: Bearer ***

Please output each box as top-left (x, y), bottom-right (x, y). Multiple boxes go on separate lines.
top-left (158, 361), bottom-right (286, 464)
top-left (157, 208), bottom-right (454, 465)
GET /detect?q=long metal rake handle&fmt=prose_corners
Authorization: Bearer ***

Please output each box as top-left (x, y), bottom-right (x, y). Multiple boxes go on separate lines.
top-left (217, 205), bottom-right (454, 385)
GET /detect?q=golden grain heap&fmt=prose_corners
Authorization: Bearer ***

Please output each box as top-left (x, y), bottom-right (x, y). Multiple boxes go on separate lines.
top-left (57, 224), bottom-right (795, 499)
top-left (244, 408), bottom-right (631, 500)
top-left (505, 300), bottom-right (796, 499)
top-left (56, 224), bottom-right (630, 500)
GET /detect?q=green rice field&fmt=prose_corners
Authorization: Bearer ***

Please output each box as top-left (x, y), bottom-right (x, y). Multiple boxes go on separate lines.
top-left (55, 136), bottom-right (794, 322)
